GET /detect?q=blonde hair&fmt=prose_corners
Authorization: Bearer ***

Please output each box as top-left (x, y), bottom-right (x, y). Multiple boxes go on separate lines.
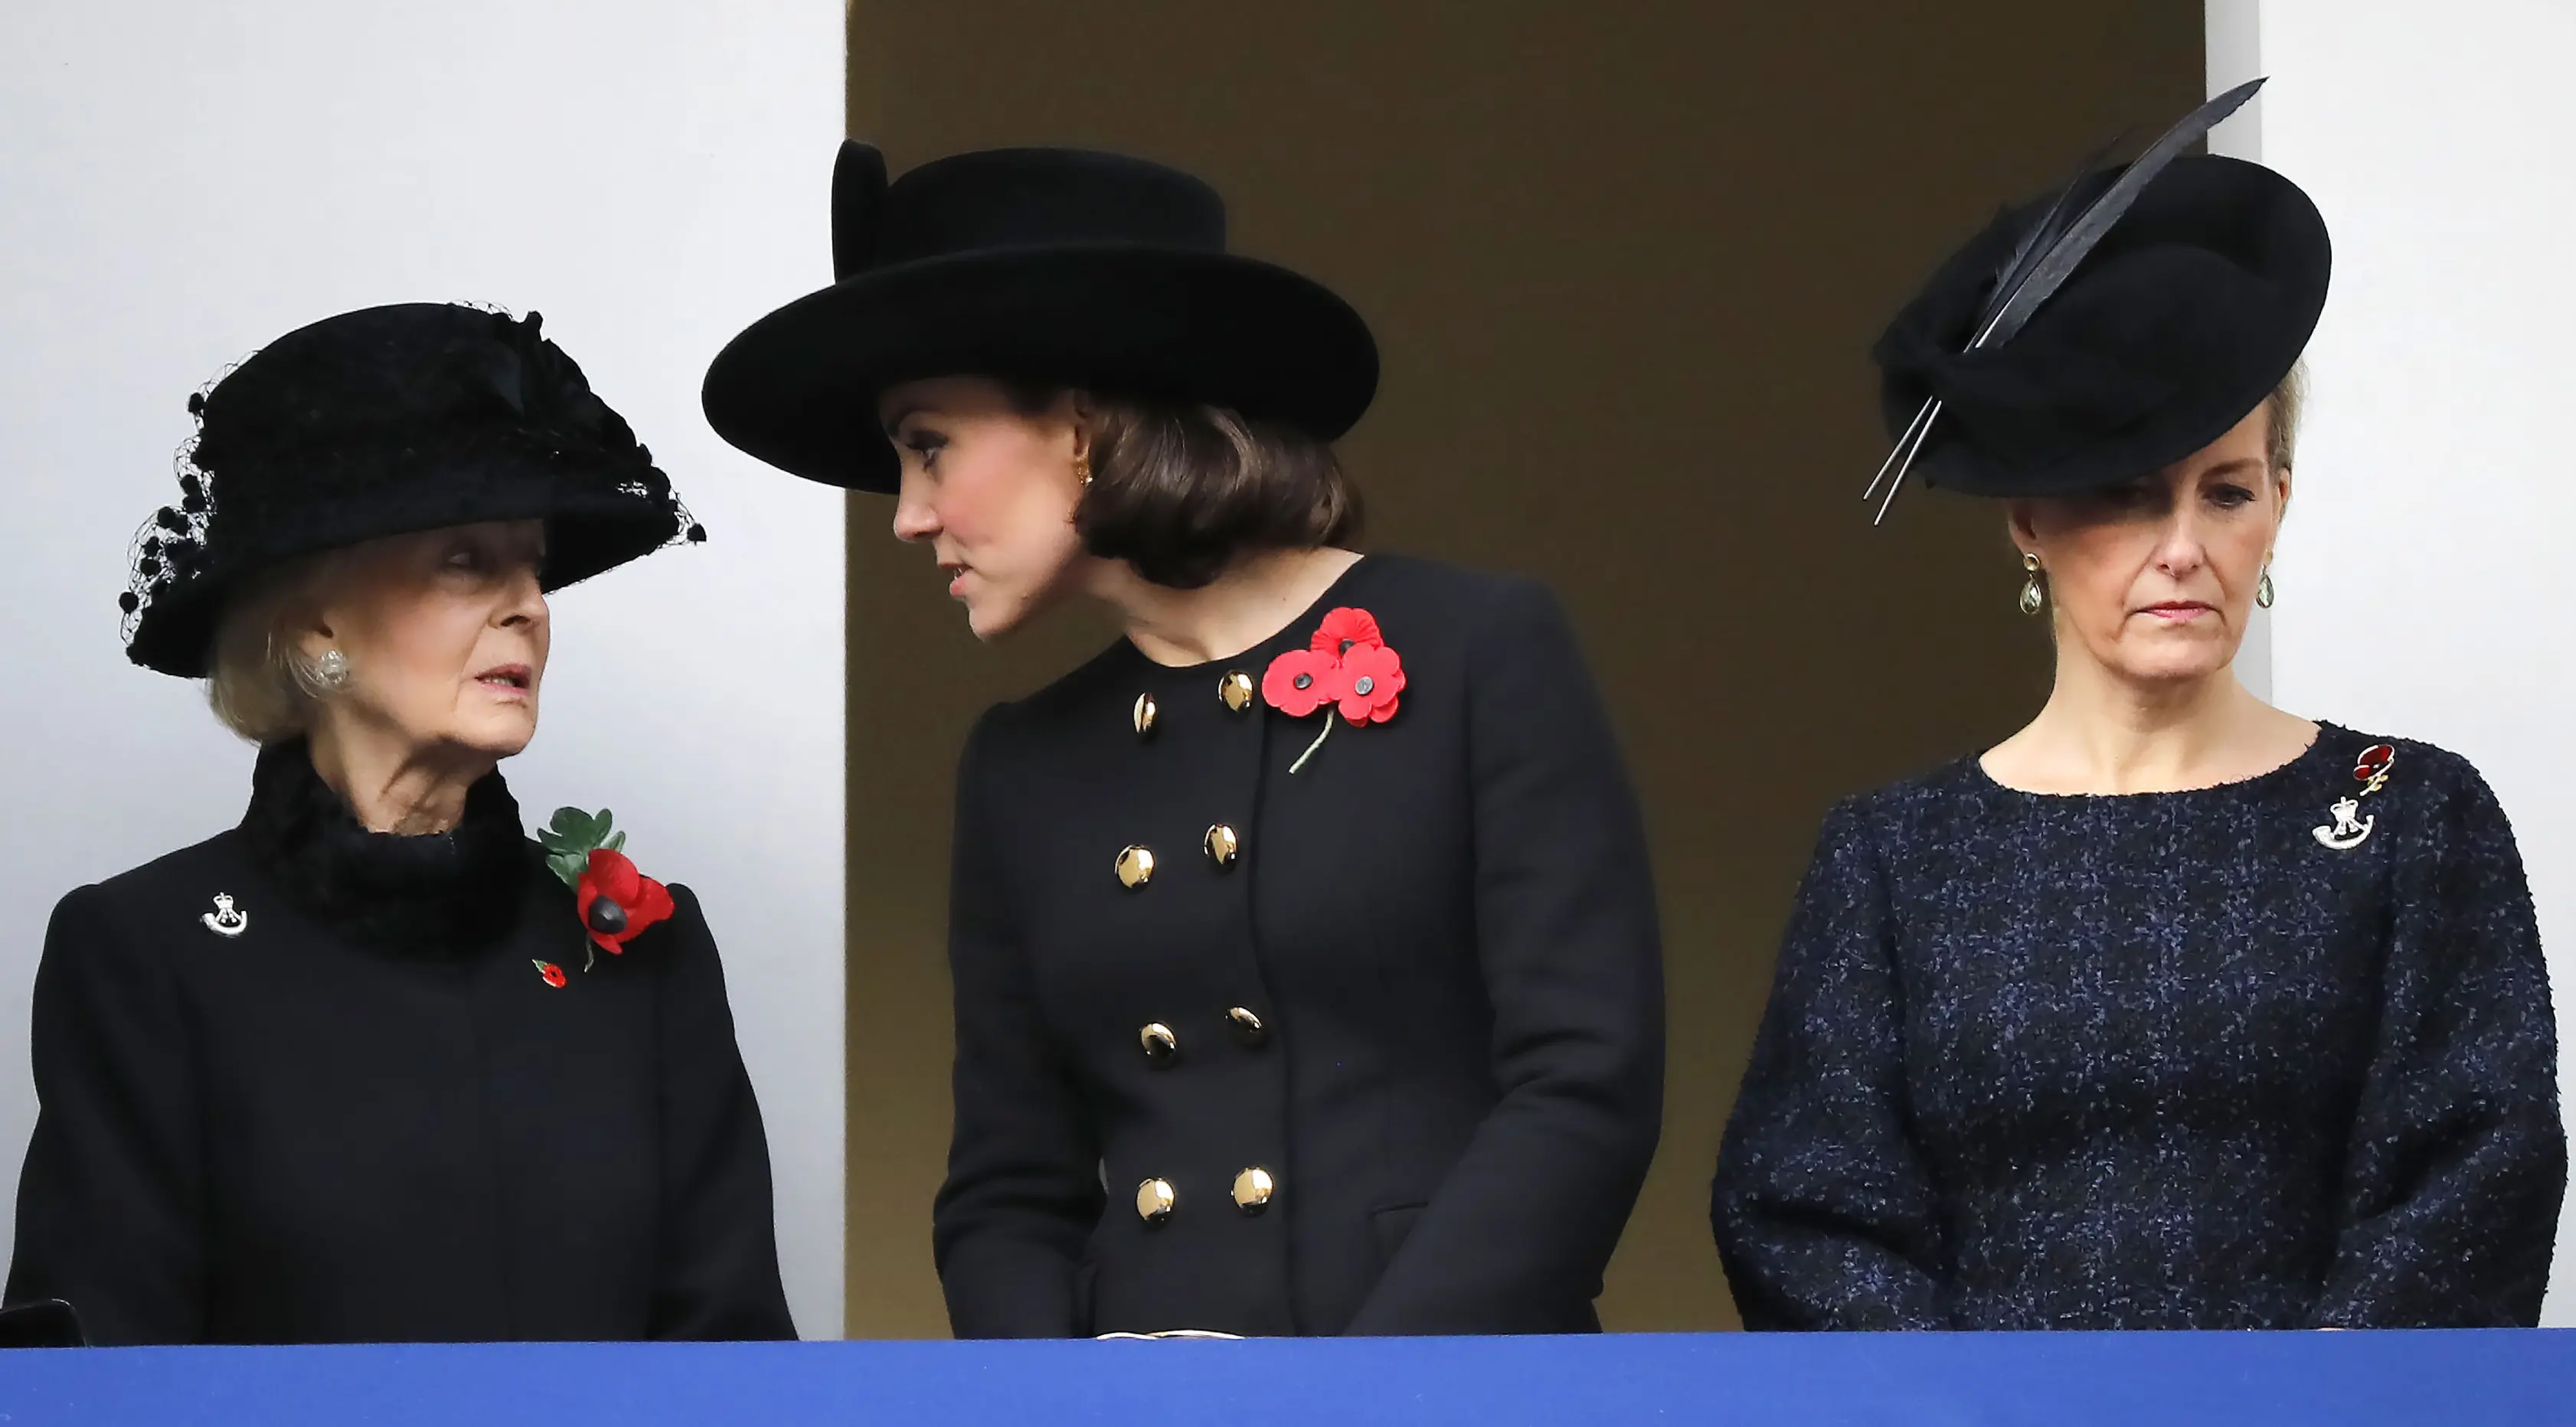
top-left (204, 552), bottom-right (345, 743)
top-left (2264, 359), bottom-right (2306, 478)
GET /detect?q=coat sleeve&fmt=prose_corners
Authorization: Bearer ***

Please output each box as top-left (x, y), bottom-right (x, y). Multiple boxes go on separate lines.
top-left (5, 885), bottom-right (207, 1344)
top-left (646, 885), bottom-right (797, 1340)
top-left (1711, 798), bottom-right (1951, 1330)
top-left (932, 711), bottom-right (1107, 1337)
top-left (1345, 578), bottom-right (1666, 1335)
top-left (2306, 753), bottom-right (2565, 1327)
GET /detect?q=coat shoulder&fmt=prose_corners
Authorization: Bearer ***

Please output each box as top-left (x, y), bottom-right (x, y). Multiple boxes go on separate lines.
top-left (38, 829), bottom-right (255, 980)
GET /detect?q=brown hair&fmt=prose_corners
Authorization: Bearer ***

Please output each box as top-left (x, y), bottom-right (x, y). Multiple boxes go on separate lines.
top-left (1012, 386), bottom-right (1361, 588)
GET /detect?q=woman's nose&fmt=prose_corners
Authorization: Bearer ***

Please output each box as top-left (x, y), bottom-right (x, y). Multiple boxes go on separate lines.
top-left (891, 498), bottom-right (939, 543)
top-left (499, 564), bottom-right (548, 625)
top-left (2153, 511), bottom-right (2210, 575)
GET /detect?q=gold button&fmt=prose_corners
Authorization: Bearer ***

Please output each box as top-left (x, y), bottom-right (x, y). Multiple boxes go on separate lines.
top-left (1139, 1023), bottom-right (1178, 1064)
top-left (1133, 693), bottom-right (1158, 738)
top-left (1232, 1167), bottom-right (1276, 1215)
top-left (1136, 1178), bottom-right (1176, 1224)
top-left (1115, 845), bottom-right (1156, 890)
top-left (1203, 824), bottom-right (1241, 869)
top-left (1226, 1007), bottom-right (1268, 1047)
top-left (1218, 671), bottom-right (1256, 712)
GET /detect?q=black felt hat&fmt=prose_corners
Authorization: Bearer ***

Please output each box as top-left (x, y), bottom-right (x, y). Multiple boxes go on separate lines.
top-left (1873, 153), bottom-right (2329, 498)
top-left (701, 142), bottom-right (1380, 492)
top-left (121, 303), bottom-right (700, 678)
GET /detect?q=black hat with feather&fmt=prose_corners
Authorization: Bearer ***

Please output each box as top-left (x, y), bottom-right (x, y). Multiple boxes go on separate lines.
top-left (1867, 80), bottom-right (2329, 516)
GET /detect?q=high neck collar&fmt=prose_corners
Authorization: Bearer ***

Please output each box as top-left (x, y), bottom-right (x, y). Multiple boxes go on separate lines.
top-left (238, 739), bottom-right (531, 953)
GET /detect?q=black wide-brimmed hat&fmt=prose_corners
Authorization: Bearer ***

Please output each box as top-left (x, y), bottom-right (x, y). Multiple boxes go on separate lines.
top-left (121, 302), bottom-right (701, 677)
top-left (701, 142), bottom-right (1380, 492)
top-left (1872, 147), bottom-right (2329, 501)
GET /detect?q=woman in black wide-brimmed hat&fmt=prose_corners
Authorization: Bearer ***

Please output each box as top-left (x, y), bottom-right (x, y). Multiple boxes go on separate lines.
top-left (1711, 103), bottom-right (2563, 1329)
top-left (706, 144), bottom-right (1664, 1337)
top-left (4, 304), bottom-right (795, 1345)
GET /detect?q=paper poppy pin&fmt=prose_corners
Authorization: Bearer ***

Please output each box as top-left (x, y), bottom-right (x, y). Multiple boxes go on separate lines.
top-left (1261, 606), bottom-right (1406, 772)
top-left (538, 808), bottom-right (677, 970)
top-left (532, 960), bottom-right (568, 988)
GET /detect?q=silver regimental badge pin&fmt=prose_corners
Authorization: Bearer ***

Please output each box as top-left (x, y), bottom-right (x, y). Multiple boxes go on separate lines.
top-left (2313, 743), bottom-right (2396, 851)
top-left (2313, 796), bottom-right (2374, 851)
top-left (201, 893), bottom-right (249, 938)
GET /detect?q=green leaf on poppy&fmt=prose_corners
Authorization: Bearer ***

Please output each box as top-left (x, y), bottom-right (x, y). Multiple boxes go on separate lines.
top-left (548, 851), bottom-right (588, 889)
top-left (606, 830), bottom-right (626, 853)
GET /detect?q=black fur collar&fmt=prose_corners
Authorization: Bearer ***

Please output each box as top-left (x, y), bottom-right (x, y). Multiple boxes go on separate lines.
top-left (238, 740), bottom-right (532, 954)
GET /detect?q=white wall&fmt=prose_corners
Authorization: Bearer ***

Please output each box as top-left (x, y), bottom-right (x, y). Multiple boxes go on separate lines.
top-left (2212, 0), bottom-right (2576, 1321)
top-left (0, 2), bottom-right (847, 1335)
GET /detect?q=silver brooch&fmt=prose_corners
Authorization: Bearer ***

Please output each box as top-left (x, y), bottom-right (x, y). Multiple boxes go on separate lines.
top-left (201, 893), bottom-right (249, 938)
top-left (2313, 743), bottom-right (2395, 851)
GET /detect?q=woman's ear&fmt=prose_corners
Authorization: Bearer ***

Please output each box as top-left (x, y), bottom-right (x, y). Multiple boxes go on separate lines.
top-left (1062, 389), bottom-right (1096, 463)
top-left (2273, 462), bottom-right (2294, 524)
top-left (2005, 499), bottom-right (2042, 556)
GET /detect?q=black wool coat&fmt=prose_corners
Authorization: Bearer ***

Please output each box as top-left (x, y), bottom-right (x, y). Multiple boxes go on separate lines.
top-left (5, 743), bottom-right (794, 1345)
top-left (933, 554), bottom-right (1666, 1337)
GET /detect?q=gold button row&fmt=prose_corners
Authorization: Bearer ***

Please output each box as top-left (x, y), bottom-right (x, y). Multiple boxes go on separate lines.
top-left (1134, 1168), bottom-right (1278, 1223)
top-left (1115, 825), bottom-right (1240, 890)
top-left (1133, 674), bottom-right (1259, 740)
top-left (1136, 1008), bottom-right (1269, 1066)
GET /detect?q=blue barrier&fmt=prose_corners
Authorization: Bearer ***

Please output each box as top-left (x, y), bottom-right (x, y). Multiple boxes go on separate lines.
top-left (2, 1329), bottom-right (2568, 1425)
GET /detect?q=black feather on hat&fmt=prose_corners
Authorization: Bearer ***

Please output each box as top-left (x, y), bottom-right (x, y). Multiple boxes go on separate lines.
top-left (701, 142), bottom-right (1380, 493)
top-left (122, 303), bottom-right (700, 678)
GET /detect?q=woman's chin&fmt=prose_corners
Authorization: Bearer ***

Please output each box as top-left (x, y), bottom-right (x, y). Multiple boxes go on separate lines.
top-left (964, 598), bottom-right (1028, 643)
top-left (455, 710), bottom-right (538, 760)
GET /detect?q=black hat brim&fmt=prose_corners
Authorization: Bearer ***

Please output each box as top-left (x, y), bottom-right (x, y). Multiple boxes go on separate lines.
top-left (126, 457), bottom-right (682, 678)
top-left (702, 245), bottom-right (1380, 491)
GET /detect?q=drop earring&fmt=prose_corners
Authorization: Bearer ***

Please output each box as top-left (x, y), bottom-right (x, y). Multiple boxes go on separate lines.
top-left (2256, 560), bottom-right (2277, 609)
top-left (1073, 453), bottom-right (1092, 488)
top-left (2017, 552), bottom-right (2046, 616)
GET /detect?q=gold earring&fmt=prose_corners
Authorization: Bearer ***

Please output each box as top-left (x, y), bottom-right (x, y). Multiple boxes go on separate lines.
top-left (2017, 551), bottom-right (2045, 616)
top-left (1074, 453), bottom-right (1092, 488)
top-left (2256, 559), bottom-right (2276, 609)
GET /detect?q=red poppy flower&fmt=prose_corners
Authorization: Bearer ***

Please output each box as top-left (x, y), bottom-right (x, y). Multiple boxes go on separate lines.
top-left (577, 848), bottom-right (676, 957)
top-left (1334, 642), bottom-right (1406, 725)
top-left (532, 960), bottom-right (568, 989)
top-left (2355, 744), bottom-right (2396, 782)
top-left (1263, 648), bottom-right (1345, 717)
top-left (1310, 607), bottom-right (1384, 657)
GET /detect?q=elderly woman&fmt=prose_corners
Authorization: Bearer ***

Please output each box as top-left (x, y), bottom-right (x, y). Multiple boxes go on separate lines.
top-left (5, 303), bottom-right (794, 1344)
top-left (704, 144), bottom-right (1665, 1337)
top-left (1710, 136), bottom-right (2565, 1329)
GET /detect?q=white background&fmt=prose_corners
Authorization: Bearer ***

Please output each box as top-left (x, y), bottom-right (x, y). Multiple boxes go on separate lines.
top-left (2212, 0), bottom-right (2576, 1321)
top-left (0, 1), bottom-right (847, 1335)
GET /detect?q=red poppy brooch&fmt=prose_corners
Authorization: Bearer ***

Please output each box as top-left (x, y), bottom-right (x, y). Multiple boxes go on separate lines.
top-left (538, 807), bottom-right (677, 971)
top-left (1262, 607), bottom-right (1406, 772)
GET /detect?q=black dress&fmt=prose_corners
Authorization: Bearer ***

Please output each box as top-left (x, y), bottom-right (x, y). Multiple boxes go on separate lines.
top-left (1712, 723), bottom-right (2565, 1329)
top-left (935, 554), bottom-right (1665, 1337)
top-left (5, 743), bottom-right (795, 1344)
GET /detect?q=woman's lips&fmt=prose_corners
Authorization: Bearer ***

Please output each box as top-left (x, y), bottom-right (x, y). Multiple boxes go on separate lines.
top-left (475, 665), bottom-right (534, 697)
top-left (2138, 602), bottom-right (2215, 622)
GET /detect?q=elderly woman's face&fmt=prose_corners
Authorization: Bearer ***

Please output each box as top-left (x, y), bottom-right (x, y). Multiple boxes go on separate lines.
top-left (880, 376), bottom-right (1090, 641)
top-left (299, 520), bottom-right (551, 759)
top-left (2012, 405), bottom-right (2289, 688)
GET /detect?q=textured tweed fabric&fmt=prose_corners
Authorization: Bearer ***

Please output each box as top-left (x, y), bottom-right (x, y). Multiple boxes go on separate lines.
top-left (1713, 723), bottom-right (2564, 1329)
